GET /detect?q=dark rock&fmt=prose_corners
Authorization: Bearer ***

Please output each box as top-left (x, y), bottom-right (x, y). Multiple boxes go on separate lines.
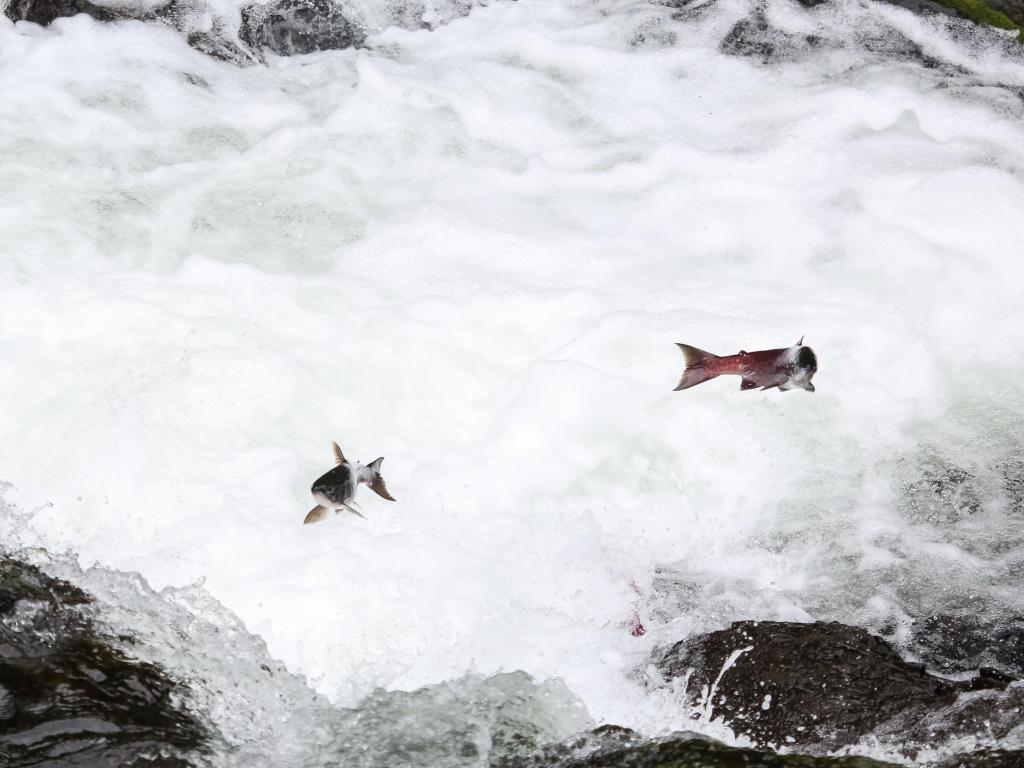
top-left (654, 620), bottom-right (985, 749)
top-left (997, 454), bottom-right (1024, 516)
top-left (935, 750), bottom-right (1024, 768)
top-left (719, 12), bottom-right (822, 63)
top-left (187, 30), bottom-right (265, 65)
top-left (878, 0), bottom-right (964, 18)
top-left (988, 0), bottom-right (1024, 24)
top-left (906, 615), bottom-right (1024, 679)
top-left (3, 0), bottom-right (124, 25)
top-left (3, 0), bottom-right (264, 67)
top-left (239, 0), bottom-right (364, 56)
top-left (500, 725), bottom-right (900, 768)
top-left (0, 557), bottom-right (208, 767)
top-left (662, 0), bottom-right (719, 22)
top-left (855, 28), bottom-right (951, 68)
top-left (871, 683), bottom-right (1024, 755)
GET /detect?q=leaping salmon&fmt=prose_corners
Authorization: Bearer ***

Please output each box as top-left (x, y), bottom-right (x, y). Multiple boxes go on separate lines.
top-left (304, 441), bottom-right (396, 524)
top-left (674, 338), bottom-right (817, 392)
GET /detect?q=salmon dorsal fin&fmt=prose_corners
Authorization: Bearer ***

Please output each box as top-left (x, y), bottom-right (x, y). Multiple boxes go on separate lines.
top-left (332, 441), bottom-right (347, 465)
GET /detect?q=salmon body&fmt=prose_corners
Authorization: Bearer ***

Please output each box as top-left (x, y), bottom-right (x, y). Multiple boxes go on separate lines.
top-left (674, 339), bottom-right (817, 392)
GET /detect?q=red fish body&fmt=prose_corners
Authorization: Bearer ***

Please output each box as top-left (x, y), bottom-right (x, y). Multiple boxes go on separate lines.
top-left (674, 339), bottom-right (817, 392)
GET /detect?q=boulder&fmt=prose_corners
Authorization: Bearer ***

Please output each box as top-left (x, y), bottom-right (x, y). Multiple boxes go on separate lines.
top-left (0, 557), bottom-right (208, 766)
top-left (3, 0), bottom-right (123, 25)
top-left (498, 725), bottom-right (900, 768)
top-left (719, 12), bottom-right (823, 63)
top-left (238, 0), bottom-right (364, 56)
top-left (906, 615), bottom-right (1024, 680)
top-left (653, 620), bottom-right (1007, 750)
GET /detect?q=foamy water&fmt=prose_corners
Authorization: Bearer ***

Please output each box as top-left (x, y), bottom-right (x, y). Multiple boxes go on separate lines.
top-left (2, 0), bottom-right (1024, 761)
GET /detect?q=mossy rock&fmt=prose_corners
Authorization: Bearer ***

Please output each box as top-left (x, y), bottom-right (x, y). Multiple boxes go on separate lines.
top-left (935, 0), bottom-right (1023, 37)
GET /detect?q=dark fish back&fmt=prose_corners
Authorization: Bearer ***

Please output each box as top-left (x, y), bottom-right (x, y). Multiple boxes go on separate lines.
top-left (311, 465), bottom-right (354, 505)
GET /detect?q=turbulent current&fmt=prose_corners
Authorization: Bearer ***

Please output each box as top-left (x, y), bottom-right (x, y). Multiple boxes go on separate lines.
top-left (2, 0), bottom-right (1024, 764)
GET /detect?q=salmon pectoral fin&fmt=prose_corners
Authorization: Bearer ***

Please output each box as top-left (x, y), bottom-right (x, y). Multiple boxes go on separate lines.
top-left (740, 378), bottom-right (759, 391)
top-left (674, 344), bottom-right (720, 391)
top-left (303, 505), bottom-right (329, 524)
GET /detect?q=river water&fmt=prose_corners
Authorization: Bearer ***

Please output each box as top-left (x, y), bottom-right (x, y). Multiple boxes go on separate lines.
top-left (2, 0), bottom-right (1023, 763)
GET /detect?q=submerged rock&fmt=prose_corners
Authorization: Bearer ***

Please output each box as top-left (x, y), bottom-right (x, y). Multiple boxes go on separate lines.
top-left (898, 453), bottom-right (984, 524)
top-left (0, 557), bottom-right (208, 767)
top-left (719, 11), bottom-right (823, 63)
top-left (880, 0), bottom-right (964, 18)
top-left (238, 0), bottom-right (364, 55)
top-left (652, 620), bottom-right (1006, 750)
top-left (499, 725), bottom-right (899, 767)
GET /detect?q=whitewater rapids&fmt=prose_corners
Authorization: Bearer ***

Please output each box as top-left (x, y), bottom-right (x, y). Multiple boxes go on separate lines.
top-left (2, 0), bottom-right (1024, 762)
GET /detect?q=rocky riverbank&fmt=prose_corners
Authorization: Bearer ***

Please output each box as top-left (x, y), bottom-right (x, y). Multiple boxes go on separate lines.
top-left (4, 553), bottom-right (1023, 766)
top-left (0, 556), bottom-right (210, 767)
top-left (5, 0), bottom-right (1023, 65)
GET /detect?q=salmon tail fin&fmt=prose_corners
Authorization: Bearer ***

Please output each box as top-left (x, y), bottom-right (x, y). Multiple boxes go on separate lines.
top-left (366, 457), bottom-right (396, 501)
top-left (674, 343), bottom-right (719, 391)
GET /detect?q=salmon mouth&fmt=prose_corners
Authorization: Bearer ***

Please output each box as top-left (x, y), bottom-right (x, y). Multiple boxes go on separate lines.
top-left (312, 491), bottom-right (336, 508)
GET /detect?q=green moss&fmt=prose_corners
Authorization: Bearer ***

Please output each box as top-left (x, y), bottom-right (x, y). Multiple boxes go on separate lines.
top-left (934, 0), bottom-right (1022, 32)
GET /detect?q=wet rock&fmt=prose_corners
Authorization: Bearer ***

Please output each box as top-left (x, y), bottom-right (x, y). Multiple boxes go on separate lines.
top-left (879, 0), bottom-right (963, 18)
top-left (935, 750), bottom-right (1024, 768)
top-left (0, 557), bottom-right (208, 767)
top-left (988, 0), bottom-right (1024, 24)
top-left (907, 615), bottom-right (1024, 679)
top-left (997, 454), bottom-right (1024, 516)
top-left (662, 0), bottom-right (719, 22)
top-left (422, 0), bottom-right (475, 30)
top-left (500, 725), bottom-right (899, 767)
top-left (871, 683), bottom-right (1024, 755)
top-left (2, 0), bottom-right (124, 25)
top-left (631, 16), bottom-right (678, 47)
top-left (186, 30), bottom-right (265, 65)
top-left (899, 453), bottom-right (983, 524)
top-left (653, 620), bottom-right (992, 749)
top-left (3, 0), bottom-right (264, 67)
top-left (855, 27), bottom-right (951, 67)
top-left (719, 12), bottom-right (822, 63)
top-left (238, 0), bottom-right (364, 56)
